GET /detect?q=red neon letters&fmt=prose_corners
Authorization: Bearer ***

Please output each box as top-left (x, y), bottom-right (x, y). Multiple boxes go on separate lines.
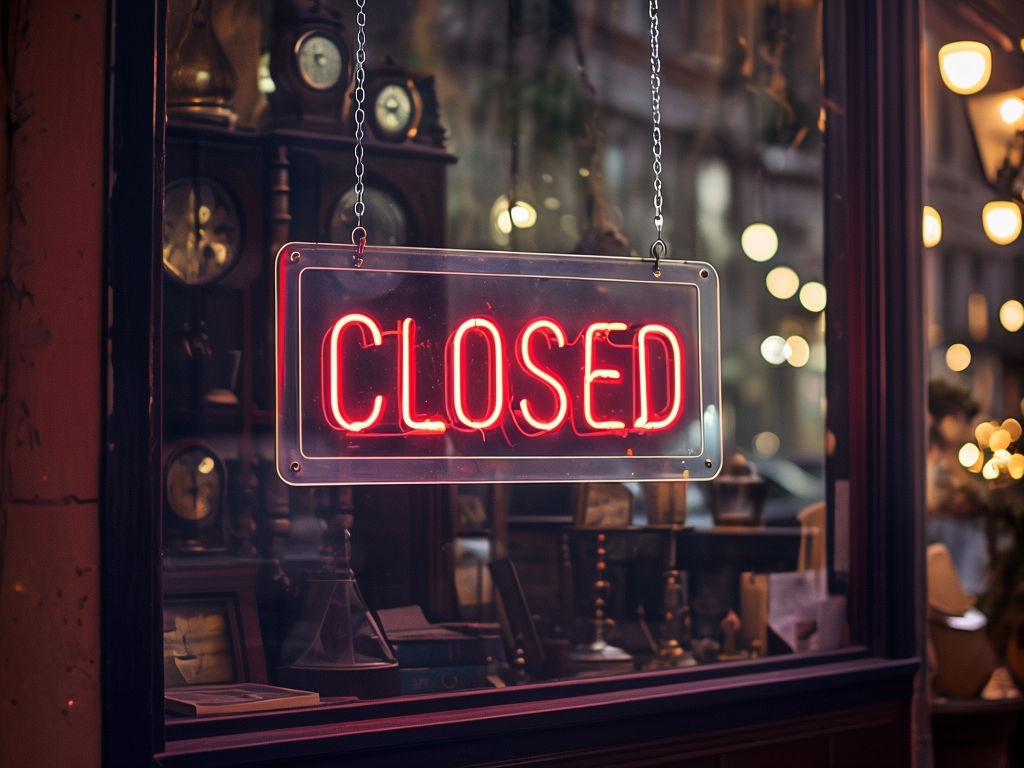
top-left (322, 313), bottom-right (685, 437)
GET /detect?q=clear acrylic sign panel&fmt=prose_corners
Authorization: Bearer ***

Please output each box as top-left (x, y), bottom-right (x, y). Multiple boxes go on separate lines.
top-left (275, 244), bottom-right (722, 485)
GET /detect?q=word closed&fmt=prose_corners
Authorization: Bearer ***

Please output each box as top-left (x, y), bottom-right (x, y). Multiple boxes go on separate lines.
top-left (322, 313), bottom-right (686, 438)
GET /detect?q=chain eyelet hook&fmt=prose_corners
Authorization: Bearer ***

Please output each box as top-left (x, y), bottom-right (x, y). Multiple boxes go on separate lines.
top-left (651, 238), bottom-right (666, 278)
top-left (351, 226), bottom-right (367, 268)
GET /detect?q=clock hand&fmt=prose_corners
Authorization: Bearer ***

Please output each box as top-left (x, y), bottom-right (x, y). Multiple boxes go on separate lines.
top-left (190, 184), bottom-right (201, 253)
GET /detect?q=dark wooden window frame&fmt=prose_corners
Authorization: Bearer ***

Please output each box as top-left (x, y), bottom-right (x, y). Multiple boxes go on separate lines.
top-left (102, 1), bottom-right (926, 765)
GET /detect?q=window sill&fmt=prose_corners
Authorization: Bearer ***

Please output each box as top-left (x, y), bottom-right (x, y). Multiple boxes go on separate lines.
top-left (158, 653), bottom-right (918, 767)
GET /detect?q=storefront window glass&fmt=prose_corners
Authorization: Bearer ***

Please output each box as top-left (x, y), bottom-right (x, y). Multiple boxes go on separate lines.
top-left (160, 0), bottom-right (839, 731)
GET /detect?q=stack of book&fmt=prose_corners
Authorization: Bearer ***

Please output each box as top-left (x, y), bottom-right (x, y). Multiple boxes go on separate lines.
top-left (376, 605), bottom-right (505, 694)
top-left (164, 683), bottom-right (321, 716)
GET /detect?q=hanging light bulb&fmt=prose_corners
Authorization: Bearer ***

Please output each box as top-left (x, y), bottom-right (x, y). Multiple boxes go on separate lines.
top-left (938, 41), bottom-right (992, 95)
top-left (923, 205), bottom-right (942, 248)
top-left (982, 200), bottom-right (1023, 245)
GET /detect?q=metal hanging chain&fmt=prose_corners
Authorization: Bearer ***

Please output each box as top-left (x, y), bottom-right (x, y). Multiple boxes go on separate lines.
top-left (649, 0), bottom-right (666, 277)
top-left (351, 0), bottom-right (368, 265)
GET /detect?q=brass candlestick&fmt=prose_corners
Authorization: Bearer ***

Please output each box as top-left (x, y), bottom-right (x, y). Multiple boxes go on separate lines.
top-left (651, 569), bottom-right (696, 668)
top-left (569, 532), bottom-right (633, 664)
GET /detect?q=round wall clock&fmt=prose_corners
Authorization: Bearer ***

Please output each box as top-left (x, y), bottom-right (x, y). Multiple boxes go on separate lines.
top-left (295, 30), bottom-right (345, 91)
top-left (329, 185), bottom-right (412, 247)
top-left (163, 439), bottom-right (228, 552)
top-left (369, 79), bottom-right (422, 141)
top-left (163, 176), bottom-right (243, 285)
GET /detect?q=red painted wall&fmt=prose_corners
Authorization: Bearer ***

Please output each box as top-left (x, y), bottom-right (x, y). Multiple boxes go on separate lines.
top-left (1, 2), bottom-right (106, 765)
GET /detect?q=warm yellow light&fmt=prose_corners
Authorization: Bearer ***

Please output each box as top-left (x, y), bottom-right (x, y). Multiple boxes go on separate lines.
top-left (1001, 97), bottom-right (1024, 124)
top-left (799, 281), bottom-right (827, 312)
top-left (946, 343), bottom-right (972, 372)
top-left (1000, 300), bottom-right (1024, 332)
top-left (990, 428), bottom-right (1013, 452)
top-left (784, 335), bottom-right (810, 367)
top-left (968, 292), bottom-right (988, 341)
top-left (959, 442), bottom-right (981, 468)
top-left (782, 335), bottom-right (806, 368)
top-left (765, 266), bottom-right (800, 299)
top-left (938, 41), bottom-right (992, 95)
top-left (976, 420), bottom-right (997, 448)
top-left (492, 196), bottom-right (537, 235)
top-left (983, 200), bottom-right (1023, 245)
top-left (1003, 418), bottom-right (1023, 441)
top-left (741, 222), bottom-right (779, 262)
top-left (923, 206), bottom-right (942, 248)
top-left (753, 431), bottom-right (780, 456)
top-left (1009, 453), bottom-right (1024, 479)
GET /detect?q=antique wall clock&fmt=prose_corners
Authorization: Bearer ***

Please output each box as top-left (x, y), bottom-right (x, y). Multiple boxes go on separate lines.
top-left (164, 128), bottom-right (266, 289)
top-left (365, 62), bottom-right (424, 142)
top-left (162, 175), bottom-right (243, 285)
top-left (163, 439), bottom-right (229, 552)
top-left (267, 0), bottom-right (350, 131)
top-left (163, 126), bottom-right (269, 415)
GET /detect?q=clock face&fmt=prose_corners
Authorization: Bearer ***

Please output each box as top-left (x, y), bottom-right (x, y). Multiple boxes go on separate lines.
top-left (328, 186), bottom-right (411, 298)
top-left (295, 31), bottom-right (344, 91)
top-left (163, 176), bottom-right (242, 285)
top-left (329, 185), bottom-right (411, 247)
top-left (373, 82), bottom-right (417, 140)
top-left (165, 443), bottom-right (226, 525)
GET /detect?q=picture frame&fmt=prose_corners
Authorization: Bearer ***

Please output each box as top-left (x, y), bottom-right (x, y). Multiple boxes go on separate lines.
top-left (162, 565), bottom-right (268, 688)
top-left (575, 482), bottom-right (633, 528)
top-left (452, 484), bottom-right (509, 536)
top-left (451, 485), bottom-right (510, 622)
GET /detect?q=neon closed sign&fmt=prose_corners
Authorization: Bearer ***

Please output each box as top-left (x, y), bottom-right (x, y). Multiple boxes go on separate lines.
top-left (276, 244), bottom-right (722, 485)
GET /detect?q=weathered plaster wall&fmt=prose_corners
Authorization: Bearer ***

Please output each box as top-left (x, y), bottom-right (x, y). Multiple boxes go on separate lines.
top-left (1, 2), bottom-right (106, 766)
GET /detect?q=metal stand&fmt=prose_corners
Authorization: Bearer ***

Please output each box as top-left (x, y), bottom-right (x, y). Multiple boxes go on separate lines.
top-left (277, 508), bottom-right (399, 698)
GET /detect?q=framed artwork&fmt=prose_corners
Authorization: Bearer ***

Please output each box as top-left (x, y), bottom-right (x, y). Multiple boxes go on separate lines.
top-left (575, 483), bottom-right (633, 528)
top-left (451, 485), bottom-right (510, 622)
top-left (162, 565), bottom-right (268, 687)
top-left (453, 535), bottom-right (495, 622)
top-left (452, 484), bottom-right (509, 536)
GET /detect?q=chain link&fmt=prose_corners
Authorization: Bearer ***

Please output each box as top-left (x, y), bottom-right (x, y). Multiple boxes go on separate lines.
top-left (649, 0), bottom-right (666, 276)
top-left (351, 0), bottom-right (368, 254)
